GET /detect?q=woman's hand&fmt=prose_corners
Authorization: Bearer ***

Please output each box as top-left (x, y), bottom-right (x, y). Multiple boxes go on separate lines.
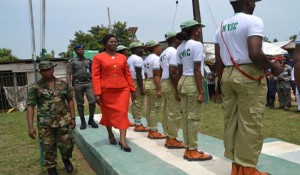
top-left (95, 95), bottom-right (102, 105)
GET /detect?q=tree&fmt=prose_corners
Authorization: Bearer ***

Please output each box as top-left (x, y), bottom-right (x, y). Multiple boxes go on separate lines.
top-left (0, 48), bottom-right (19, 62)
top-left (68, 21), bottom-right (132, 56)
top-left (289, 34), bottom-right (297, 42)
top-left (273, 38), bottom-right (278, 43)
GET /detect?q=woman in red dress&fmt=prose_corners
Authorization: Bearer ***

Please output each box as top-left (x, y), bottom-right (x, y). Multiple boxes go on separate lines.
top-left (92, 34), bottom-right (136, 152)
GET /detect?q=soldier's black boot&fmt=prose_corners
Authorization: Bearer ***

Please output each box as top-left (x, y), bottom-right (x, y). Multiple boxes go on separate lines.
top-left (62, 158), bottom-right (73, 173)
top-left (78, 106), bottom-right (86, 130)
top-left (47, 167), bottom-right (58, 175)
top-left (80, 116), bottom-right (86, 130)
top-left (88, 103), bottom-right (98, 128)
top-left (88, 116), bottom-right (98, 128)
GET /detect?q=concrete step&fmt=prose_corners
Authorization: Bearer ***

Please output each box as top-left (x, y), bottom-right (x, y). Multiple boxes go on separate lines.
top-left (74, 114), bottom-right (300, 175)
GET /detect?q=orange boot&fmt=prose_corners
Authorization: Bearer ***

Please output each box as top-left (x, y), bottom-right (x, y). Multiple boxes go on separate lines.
top-left (238, 166), bottom-right (270, 175)
top-left (165, 137), bottom-right (185, 149)
top-left (231, 163), bottom-right (241, 175)
top-left (183, 148), bottom-right (189, 159)
top-left (147, 130), bottom-right (167, 139)
top-left (187, 150), bottom-right (213, 161)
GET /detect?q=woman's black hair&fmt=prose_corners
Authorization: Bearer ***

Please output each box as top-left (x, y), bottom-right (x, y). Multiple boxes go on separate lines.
top-left (102, 34), bottom-right (118, 45)
top-left (176, 25), bottom-right (199, 41)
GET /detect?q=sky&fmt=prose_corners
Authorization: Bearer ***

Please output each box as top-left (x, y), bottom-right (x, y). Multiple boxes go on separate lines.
top-left (1, 0), bottom-right (299, 59)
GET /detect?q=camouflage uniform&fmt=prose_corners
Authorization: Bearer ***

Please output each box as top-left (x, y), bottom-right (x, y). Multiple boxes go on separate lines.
top-left (67, 57), bottom-right (97, 128)
top-left (27, 78), bottom-right (75, 168)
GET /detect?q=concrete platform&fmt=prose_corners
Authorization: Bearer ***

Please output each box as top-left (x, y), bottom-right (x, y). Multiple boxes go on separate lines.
top-left (74, 114), bottom-right (300, 175)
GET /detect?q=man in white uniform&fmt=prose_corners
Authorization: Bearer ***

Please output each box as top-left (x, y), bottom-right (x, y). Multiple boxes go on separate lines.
top-left (127, 42), bottom-right (149, 132)
top-left (160, 31), bottom-right (185, 149)
top-left (215, 0), bottom-right (284, 174)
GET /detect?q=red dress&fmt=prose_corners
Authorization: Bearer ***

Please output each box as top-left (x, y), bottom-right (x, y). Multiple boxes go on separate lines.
top-left (92, 52), bottom-right (135, 129)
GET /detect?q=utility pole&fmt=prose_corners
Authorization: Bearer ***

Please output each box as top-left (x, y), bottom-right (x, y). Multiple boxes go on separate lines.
top-left (28, 0), bottom-right (37, 81)
top-left (41, 0), bottom-right (46, 61)
top-left (192, 0), bottom-right (203, 43)
top-left (192, 0), bottom-right (209, 103)
top-left (107, 7), bottom-right (112, 33)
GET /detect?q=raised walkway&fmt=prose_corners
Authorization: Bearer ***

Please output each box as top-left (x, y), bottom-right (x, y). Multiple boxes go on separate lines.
top-left (74, 114), bottom-right (300, 175)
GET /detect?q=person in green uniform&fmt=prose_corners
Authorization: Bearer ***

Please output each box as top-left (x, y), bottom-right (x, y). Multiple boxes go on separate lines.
top-left (67, 44), bottom-right (98, 129)
top-left (26, 61), bottom-right (76, 175)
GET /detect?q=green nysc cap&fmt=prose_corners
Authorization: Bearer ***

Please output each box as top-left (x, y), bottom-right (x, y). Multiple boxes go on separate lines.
top-left (165, 31), bottom-right (177, 40)
top-left (39, 61), bottom-right (57, 70)
top-left (129, 42), bottom-right (143, 49)
top-left (180, 20), bottom-right (205, 29)
top-left (116, 45), bottom-right (128, 51)
top-left (145, 40), bottom-right (160, 48)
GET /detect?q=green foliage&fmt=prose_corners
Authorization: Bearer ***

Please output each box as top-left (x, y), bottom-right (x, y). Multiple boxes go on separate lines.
top-left (0, 48), bottom-right (19, 62)
top-left (289, 34), bottom-right (297, 42)
top-left (68, 21), bottom-right (132, 54)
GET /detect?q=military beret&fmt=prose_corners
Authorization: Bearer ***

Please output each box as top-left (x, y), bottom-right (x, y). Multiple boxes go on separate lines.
top-left (74, 44), bottom-right (85, 50)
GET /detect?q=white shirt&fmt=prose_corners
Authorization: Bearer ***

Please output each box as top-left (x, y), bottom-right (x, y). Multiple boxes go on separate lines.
top-left (144, 53), bottom-right (160, 78)
top-left (215, 13), bottom-right (264, 66)
top-left (296, 28), bottom-right (300, 45)
top-left (176, 40), bottom-right (204, 76)
top-left (127, 54), bottom-right (145, 80)
top-left (160, 47), bottom-right (177, 79)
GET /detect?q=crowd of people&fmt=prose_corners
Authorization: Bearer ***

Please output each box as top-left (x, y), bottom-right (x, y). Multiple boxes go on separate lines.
top-left (25, 0), bottom-right (300, 175)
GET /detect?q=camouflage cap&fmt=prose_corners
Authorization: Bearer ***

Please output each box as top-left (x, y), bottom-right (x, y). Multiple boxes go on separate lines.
top-left (39, 61), bottom-right (57, 70)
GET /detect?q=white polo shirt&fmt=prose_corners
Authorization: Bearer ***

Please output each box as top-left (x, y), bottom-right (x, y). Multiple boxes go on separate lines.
top-left (176, 40), bottom-right (204, 76)
top-left (296, 28), bottom-right (300, 45)
top-left (160, 46), bottom-right (177, 79)
top-left (127, 54), bottom-right (145, 80)
top-left (215, 12), bottom-right (264, 66)
top-left (144, 53), bottom-right (160, 78)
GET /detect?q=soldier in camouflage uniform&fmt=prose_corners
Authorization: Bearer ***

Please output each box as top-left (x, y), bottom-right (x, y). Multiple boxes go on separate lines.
top-left (26, 61), bottom-right (76, 175)
top-left (67, 44), bottom-right (98, 129)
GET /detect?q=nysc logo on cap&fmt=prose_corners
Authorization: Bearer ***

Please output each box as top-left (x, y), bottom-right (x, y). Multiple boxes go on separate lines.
top-left (38, 61), bottom-right (57, 70)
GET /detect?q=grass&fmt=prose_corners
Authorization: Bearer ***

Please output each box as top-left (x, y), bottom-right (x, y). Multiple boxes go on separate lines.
top-left (0, 100), bottom-right (299, 174)
top-left (0, 111), bottom-right (96, 175)
top-left (201, 99), bottom-right (300, 145)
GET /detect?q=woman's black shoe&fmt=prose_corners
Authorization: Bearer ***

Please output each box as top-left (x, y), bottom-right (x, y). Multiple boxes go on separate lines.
top-left (109, 136), bottom-right (117, 145)
top-left (119, 142), bottom-right (131, 152)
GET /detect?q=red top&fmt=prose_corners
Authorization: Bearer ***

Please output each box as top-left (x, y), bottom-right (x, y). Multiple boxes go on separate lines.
top-left (92, 52), bottom-right (135, 95)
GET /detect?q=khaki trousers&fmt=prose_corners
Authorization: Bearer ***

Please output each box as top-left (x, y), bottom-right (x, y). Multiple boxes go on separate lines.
top-left (145, 79), bottom-right (163, 129)
top-left (161, 79), bottom-right (182, 138)
top-left (178, 76), bottom-right (203, 150)
top-left (221, 64), bottom-right (267, 167)
top-left (130, 80), bottom-right (145, 120)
